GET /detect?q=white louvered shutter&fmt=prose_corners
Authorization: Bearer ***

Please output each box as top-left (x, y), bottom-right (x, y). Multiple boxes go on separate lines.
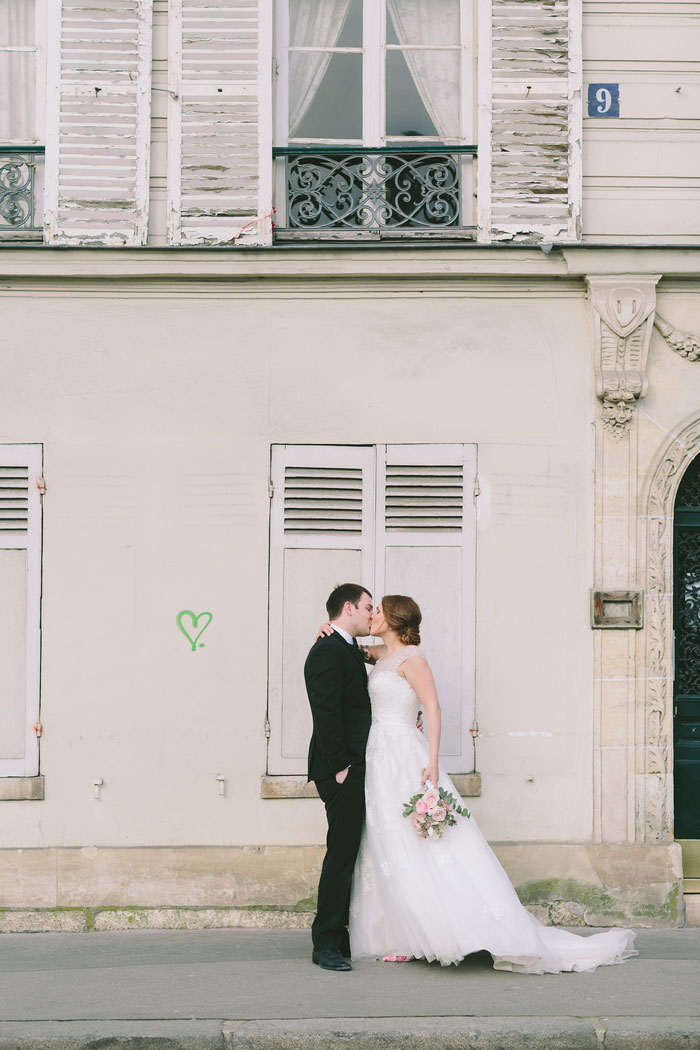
top-left (489, 0), bottom-right (582, 242)
top-left (168, 0), bottom-right (270, 245)
top-left (375, 444), bottom-right (477, 773)
top-left (0, 446), bottom-right (42, 777)
top-left (45, 0), bottom-right (152, 244)
top-left (268, 445), bottom-right (375, 775)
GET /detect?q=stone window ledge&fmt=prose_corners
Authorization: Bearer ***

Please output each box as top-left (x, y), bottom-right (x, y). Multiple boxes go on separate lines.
top-left (0, 232), bottom-right (43, 244)
top-left (261, 773), bottom-right (480, 799)
top-left (274, 229), bottom-right (477, 245)
top-left (0, 776), bottom-right (44, 801)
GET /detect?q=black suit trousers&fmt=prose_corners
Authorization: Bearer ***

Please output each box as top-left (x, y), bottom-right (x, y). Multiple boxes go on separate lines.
top-left (312, 763), bottom-right (366, 951)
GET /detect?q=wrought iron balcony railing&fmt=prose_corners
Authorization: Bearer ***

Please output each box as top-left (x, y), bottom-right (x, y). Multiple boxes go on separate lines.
top-left (0, 146), bottom-right (45, 233)
top-left (274, 146), bottom-right (476, 234)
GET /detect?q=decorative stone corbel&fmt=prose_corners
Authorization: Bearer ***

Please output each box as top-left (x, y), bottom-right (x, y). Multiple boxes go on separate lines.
top-left (587, 276), bottom-right (661, 438)
top-left (654, 315), bottom-right (700, 362)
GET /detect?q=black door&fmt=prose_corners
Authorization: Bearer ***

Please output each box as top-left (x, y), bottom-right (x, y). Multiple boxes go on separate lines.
top-left (673, 459), bottom-right (700, 838)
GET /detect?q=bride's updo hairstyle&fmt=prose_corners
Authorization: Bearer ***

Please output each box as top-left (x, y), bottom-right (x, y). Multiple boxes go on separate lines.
top-left (381, 594), bottom-right (421, 647)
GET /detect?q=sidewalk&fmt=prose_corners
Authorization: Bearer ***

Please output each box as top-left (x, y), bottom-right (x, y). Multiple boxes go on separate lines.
top-left (0, 927), bottom-right (698, 1049)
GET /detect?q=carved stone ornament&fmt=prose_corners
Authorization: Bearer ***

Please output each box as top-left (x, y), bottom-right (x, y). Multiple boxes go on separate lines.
top-left (642, 414), bottom-right (700, 842)
top-left (586, 276), bottom-right (662, 438)
top-left (654, 314), bottom-right (700, 362)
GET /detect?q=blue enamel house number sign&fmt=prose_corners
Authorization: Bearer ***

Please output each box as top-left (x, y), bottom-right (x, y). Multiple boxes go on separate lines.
top-left (588, 84), bottom-right (620, 117)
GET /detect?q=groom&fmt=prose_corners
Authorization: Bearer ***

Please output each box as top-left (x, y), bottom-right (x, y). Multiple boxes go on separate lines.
top-left (304, 583), bottom-right (373, 972)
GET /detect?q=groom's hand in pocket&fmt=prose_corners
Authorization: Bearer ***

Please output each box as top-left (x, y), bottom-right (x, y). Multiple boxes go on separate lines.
top-left (335, 766), bottom-right (350, 785)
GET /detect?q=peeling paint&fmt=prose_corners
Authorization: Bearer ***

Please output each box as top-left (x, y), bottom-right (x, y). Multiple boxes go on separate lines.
top-left (168, 0), bottom-right (263, 245)
top-left (490, 0), bottom-right (582, 243)
top-left (47, 0), bottom-right (152, 245)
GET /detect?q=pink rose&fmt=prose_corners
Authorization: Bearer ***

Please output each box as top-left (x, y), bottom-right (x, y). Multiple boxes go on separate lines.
top-left (423, 790), bottom-right (439, 811)
top-left (432, 806), bottom-right (446, 822)
top-left (411, 814), bottom-right (422, 832)
top-left (415, 799), bottom-right (429, 814)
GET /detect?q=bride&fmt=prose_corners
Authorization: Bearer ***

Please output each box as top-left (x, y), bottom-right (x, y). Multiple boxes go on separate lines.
top-left (324, 594), bottom-right (638, 974)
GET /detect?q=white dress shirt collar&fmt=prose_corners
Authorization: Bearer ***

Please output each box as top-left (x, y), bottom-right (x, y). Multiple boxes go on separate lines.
top-left (331, 624), bottom-right (354, 645)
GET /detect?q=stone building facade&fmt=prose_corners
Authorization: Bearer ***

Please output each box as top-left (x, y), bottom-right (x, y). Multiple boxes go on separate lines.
top-left (1, 0), bottom-right (699, 931)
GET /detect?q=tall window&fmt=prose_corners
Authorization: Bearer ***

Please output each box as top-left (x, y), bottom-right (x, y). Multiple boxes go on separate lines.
top-left (267, 444), bottom-right (477, 776)
top-left (274, 0), bottom-right (475, 233)
top-left (0, 0), bottom-right (45, 235)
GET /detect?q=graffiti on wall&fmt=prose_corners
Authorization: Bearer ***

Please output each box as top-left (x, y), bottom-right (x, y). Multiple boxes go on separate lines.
top-left (176, 610), bottom-right (213, 651)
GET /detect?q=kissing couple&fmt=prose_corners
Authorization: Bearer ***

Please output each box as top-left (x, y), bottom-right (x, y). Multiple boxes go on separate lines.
top-left (304, 583), bottom-right (638, 975)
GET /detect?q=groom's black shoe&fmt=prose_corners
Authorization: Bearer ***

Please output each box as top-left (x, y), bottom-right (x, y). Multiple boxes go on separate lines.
top-left (312, 948), bottom-right (352, 971)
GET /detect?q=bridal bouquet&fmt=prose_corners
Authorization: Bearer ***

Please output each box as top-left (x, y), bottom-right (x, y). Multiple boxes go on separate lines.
top-left (402, 775), bottom-right (470, 839)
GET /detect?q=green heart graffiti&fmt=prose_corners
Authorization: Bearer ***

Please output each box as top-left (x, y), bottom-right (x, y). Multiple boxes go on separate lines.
top-left (176, 610), bottom-right (213, 651)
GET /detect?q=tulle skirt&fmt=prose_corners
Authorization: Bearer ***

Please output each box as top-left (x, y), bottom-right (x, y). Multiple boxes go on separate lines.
top-left (349, 721), bottom-right (638, 974)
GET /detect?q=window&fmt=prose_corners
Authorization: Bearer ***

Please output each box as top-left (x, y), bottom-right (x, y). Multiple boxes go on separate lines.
top-left (0, 445), bottom-right (42, 780)
top-left (267, 444), bottom-right (477, 775)
top-left (273, 0), bottom-right (476, 234)
top-left (0, 0), bottom-right (46, 236)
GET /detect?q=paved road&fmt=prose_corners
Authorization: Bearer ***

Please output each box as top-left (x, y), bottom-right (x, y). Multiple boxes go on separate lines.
top-left (0, 927), bottom-right (698, 1048)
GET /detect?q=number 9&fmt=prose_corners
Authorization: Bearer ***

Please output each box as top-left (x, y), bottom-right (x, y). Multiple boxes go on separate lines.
top-left (595, 88), bottom-right (612, 115)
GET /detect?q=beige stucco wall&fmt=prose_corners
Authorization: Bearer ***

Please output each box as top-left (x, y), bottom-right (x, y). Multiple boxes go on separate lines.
top-left (0, 245), bottom-right (697, 925)
top-left (0, 247), bottom-right (597, 851)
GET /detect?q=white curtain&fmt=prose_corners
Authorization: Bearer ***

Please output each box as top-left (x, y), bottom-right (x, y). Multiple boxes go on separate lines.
top-left (288, 0), bottom-right (351, 137)
top-left (0, 0), bottom-right (36, 141)
top-left (387, 0), bottom-right (460, 139)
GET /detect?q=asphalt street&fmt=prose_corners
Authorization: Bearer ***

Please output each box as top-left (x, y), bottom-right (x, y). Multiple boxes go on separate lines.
top-left (0, 927), bottom-right (698, 1048)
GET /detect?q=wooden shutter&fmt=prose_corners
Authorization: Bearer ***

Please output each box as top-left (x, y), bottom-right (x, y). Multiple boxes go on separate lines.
top-left (0, 445), bottom-right (42, 777)
top-left (375, 444), bottom-right (477, 773)
top-left (488, 0), bottom-right (582, 242)
top-left (168, 0), bottom-right (271, 245)
top-left (267, 445), bottom-right (375, 775)
top-left (45, 0), bottom-right (152, 244)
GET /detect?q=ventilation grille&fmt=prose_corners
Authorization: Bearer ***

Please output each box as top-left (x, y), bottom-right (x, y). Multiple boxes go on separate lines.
top-left (0, 466), bottom-right (29, 534)
top-left (284, 467), bottom-right (363, 533)
top-left (385, 464), bottom-right (463, 531)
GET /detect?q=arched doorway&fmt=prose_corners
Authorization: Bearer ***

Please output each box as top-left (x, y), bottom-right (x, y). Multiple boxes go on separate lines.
top-left (673, 455), bottom-right (700, 839)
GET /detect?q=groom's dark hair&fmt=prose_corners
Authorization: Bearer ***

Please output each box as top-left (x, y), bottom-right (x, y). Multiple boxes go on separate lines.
top-left (326, 583), bottom-right (372, 620)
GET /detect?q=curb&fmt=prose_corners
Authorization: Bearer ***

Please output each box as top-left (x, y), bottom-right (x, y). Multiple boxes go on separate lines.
top-left (221, 1017), bottom-right (700, 1050)
top-left (0, 1021), bottom-right (224, 1050)
top-left (2, 1018), bottom-right (700, 1050)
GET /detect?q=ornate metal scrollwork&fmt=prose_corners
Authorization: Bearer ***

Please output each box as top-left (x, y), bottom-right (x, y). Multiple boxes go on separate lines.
top-left (675, 524), bottom-right (700, 696)
top-left (286, 152), bottom-right (461, 230)
top-left (0, 152), bottom-right (38, 230)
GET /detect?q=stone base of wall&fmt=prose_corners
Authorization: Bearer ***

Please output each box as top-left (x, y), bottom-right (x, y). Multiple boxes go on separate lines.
top-left (0, 907), bottom-right (314, 934)
top-left (0, 841), bottom-right (684, 933)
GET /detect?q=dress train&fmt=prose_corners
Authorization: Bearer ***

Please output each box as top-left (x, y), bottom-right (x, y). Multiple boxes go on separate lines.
top-left (349, 648), bottom-right (638, 974)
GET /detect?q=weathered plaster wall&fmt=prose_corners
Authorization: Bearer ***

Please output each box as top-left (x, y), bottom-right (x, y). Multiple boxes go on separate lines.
top-left (0, 251), bottom-right (594, 850)
top-left (0, 246), bottom-right (694, 923)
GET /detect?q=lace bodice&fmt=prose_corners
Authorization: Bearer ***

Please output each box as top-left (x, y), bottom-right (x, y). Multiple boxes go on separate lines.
top-left (368, 645), bottom-right (424, 726)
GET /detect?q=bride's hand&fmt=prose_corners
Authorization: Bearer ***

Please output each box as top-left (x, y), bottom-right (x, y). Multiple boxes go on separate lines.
top-left (315, 621), bottom-right (334, 641)
top-left (422, 762), bottom-right (439, 789)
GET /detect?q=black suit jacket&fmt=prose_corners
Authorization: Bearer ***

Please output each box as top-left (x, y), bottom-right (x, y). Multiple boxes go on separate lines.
top-left (304, 631), bottom-right (372, 783)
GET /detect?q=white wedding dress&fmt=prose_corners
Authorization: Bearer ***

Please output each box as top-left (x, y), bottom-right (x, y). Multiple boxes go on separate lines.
top-left (349, 646), bottom-right (638, 973)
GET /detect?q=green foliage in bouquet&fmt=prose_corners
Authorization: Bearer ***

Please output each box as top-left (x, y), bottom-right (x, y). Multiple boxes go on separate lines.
top-left (402, 776), bottom-right (471, 839)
